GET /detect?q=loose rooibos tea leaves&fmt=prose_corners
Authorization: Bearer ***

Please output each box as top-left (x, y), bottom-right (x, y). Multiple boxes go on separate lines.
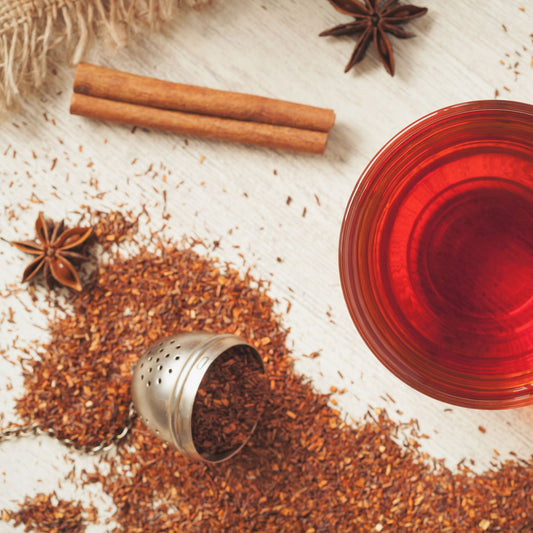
top-left (192, 346), bottom-right (266, 459)
top-left (3, 209), bottom-right (533, 532)
top-left (4, 493), bottom-right (96, 533)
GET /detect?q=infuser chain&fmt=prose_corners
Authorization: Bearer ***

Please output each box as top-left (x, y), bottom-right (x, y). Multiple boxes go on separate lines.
top-left (0, 402), bottom-right (137, 454)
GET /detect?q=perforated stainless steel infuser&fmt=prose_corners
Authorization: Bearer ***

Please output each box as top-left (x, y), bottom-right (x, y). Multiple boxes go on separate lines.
top-left (131, 331), bottom-right (265, 463)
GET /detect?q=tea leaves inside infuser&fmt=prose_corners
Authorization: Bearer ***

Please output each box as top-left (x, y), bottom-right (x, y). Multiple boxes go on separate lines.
top-left (191, 346), bottom-right (267, 460)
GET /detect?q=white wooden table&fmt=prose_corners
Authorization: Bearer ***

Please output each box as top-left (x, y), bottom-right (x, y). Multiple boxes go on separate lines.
top-left (0, 1), bottom-right (532, 529)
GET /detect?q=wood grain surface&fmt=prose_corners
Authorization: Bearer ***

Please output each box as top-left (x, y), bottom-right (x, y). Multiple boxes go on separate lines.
top-left (0, 1), bottom-right (532, 529)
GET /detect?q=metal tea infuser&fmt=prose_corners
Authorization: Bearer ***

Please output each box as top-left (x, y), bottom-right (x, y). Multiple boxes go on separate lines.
top-left (131, 331), bottom-right (266, 463)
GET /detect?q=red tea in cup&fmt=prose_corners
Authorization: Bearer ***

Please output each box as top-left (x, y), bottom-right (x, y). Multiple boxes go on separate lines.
top-left (339, 101), bottom-right (533, 408)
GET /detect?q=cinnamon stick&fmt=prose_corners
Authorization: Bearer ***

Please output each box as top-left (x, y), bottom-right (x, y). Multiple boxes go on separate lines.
top-left (73, 62), bottom-right (336, 133)
top-left (70, 93), bottom-right (329, 154)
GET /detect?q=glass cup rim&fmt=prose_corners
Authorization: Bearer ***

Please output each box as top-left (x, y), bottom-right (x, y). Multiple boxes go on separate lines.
top-left (338, 99), bottom-right (533, 409)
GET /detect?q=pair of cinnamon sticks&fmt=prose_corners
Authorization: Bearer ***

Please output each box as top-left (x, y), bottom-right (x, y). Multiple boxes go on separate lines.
top-left (70, 63), bottom-right (335, 154)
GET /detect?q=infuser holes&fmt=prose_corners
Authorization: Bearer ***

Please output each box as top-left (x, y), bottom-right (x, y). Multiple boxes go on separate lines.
top-left (168, 368), bottom-right (173, 374)
top-left (148, 356), bottom-right (153, 361)
top-left (164, 353), bottom-right (170, 358)
top-left (157, 378), bottom-right (162, 384)
top-left (158, 365), bottom-right (163, 371)
top-left (156, 358), bottom-right (160, 362)
top-left (141, 375), bottom-right (144, 381)
top-left (148, 367), bottom-right (153, 373)
top-left (174, 355), bottom-right (180, 361)
top-left (147, 380), bottom-right (151, 387)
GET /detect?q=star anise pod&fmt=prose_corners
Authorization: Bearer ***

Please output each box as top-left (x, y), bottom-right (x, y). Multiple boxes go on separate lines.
top-left (11, 212), bottom-right (93, 291)
top-left (319, 0), bottom-right (428, 75)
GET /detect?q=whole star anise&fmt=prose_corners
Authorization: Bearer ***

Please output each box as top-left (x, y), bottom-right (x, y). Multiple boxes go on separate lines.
top-left (12, 212), bottom-right (92, 291)
top-left (319, 0), bottom-right (428, 75)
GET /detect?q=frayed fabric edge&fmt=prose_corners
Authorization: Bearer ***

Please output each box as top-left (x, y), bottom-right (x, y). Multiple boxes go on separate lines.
top-left (0, 0), bottom-right (208, 109)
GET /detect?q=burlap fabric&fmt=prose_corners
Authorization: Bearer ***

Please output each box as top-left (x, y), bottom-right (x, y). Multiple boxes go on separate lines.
top-left (0, 0), bottom-right (208, 108)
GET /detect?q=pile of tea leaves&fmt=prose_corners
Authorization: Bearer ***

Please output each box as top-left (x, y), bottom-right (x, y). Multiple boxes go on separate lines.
top-left (2, 210), bottom-right (532, 532)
